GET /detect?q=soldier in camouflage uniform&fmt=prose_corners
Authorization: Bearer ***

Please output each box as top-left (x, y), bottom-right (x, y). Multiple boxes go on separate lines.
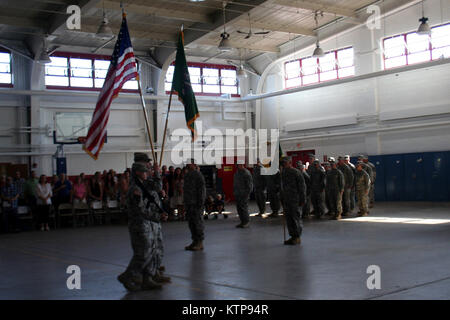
top-left (252, 159), bottom-right (266, 216)
top-left (133, 153), bottom-right (168, 280)
top-left (280, 157), bottom-right (306, 245)
top-left (344, 155), bottom-right (356, 212)
top-left (117, 163), bottom-right (164, 291)
top-left (326, 158), bottom-right (345, 220)
top-left (183, 159), bottom-right (206, 251)
top-left (323, 162), bottom-right (331, 215)
top-left (358, 155), bottom-right (373, 211)
top-left (298, 163), bottom-right (311, 219)
top-left (234, 162), bottom-right (253, 228)
top-left (337, 156), bottom-right (354, 216)
top-left (362, 155), bottom-right (376, 208)
top-left (310, 159), bottom-right (326, 219)
top-left (355, 161), bottom-right (371, 217)
top-left (265, 168), bottom-right (281, 218)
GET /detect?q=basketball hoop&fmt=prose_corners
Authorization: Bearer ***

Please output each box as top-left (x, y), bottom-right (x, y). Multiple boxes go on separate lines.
top-left (77, 137), bottom-right (87, 144)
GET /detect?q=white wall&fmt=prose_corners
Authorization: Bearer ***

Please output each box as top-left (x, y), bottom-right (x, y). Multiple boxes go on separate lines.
top-left (256, 0), bottom-right (450, 160)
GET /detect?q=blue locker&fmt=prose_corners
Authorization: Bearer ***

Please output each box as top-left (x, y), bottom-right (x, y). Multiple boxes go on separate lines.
top-left (369, 155), bottom-right (386, 201)
top-left (384, 154), bottom-right (405, 201)
top-left (404, 153), bottom-right (426, 201)
top-left (424, 152), bottom-right (449, 201)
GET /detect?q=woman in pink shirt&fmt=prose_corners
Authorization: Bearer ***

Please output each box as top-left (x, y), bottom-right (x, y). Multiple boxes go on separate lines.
top-left (71, 176), bottom-right (87, 204)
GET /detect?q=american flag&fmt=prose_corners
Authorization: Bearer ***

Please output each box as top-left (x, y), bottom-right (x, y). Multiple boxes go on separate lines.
top-left (83, 13), bottom-right (138, 160)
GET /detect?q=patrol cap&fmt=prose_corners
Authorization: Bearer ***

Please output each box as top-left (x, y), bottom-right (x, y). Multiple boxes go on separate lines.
top-left (132, 162), bottom-right (149, 173)
top-left (358, 154), bottom-right (365, 160)
top-left (280, 156), bottom-right (292, 164)
top-left (134, 152), bottom-right (150, 163)
top-left (313, 159), bottom-right (320, 164)
top-left (323, 162), bottom-right (330, 167)
top-left (356, 161), bottom-right (364, 167)
top-left (299, 164), bottom-right (305, 170)
top-left (344, 155), bottom-right (351, 160)
top-left (296, 160), bottom-right (303, 166)
top-left (338, 156), bottom-right (344, 161)
top-left (328, 157), bottom-right (336, 163)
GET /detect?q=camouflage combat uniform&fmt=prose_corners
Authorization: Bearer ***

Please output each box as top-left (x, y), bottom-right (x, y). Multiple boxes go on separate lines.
top-left (310, 166), bottom-right (326, 218)
top-left (120, 177), bottom-right (162, 286)
top-left (346, 161), bottom-right (356, 211)
top-left (281, 167), bottom-right (306, 238)
top-left (301, 170), bottom-right (311, 218)
top-left (337, 162), bottom-right (354, 215)
top-left (365, 160), bottom-right (376, 207)
top-left (355, 167), bottom-right (371, 216)
top-left (183, 168), bottom-right (206, 242)
top-left (252, 164), bottom-right (266, 215)
top-left (233, 167), bottom-right (253, 225)
top-left (361, 162), bottom-right (373, 209)
top-left (265, 170), bottom-right (281, 215)
top-left (326, 166), bottom-right (345, 218)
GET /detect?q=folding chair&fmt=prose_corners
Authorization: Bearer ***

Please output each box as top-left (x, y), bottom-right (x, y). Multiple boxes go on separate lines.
top-left (58, 203), bottom-right (74, 228)
top-left (73, 202), bottom-right (91, 227)
top-left (107, 199), bottom-right (122, 224)
top-left (90, 201), bottom-right (107, 225)
top-left (17, 206), bottom-right (33, 230)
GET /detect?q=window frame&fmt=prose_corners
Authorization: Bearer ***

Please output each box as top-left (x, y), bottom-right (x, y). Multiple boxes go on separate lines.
top-left (45, 51), bottom-right (138, 93)
top-left (382, 22), bottom-right (450, 70)
top-left (165, 62), bottom-right (240, 97)
top-left (284, 46), bottom-right (355, 90)
top-left (0, 47), bottom-right (13, 88)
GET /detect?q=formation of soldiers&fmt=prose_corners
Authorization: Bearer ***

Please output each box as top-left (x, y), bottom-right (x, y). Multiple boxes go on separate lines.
top-left (118, 152), bottom-right (376, 291)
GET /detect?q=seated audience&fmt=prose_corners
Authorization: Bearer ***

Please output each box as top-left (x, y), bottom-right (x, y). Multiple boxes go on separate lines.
top-left (1, 176), bottom-right (20, 233)
top-left (71, 176), bottom-right (87, 204)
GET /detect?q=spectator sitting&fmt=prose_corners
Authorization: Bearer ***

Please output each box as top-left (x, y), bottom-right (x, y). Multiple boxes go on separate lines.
top-left (53, 173), bottom-right (72, 209)
top-left (36, 174), bottom-right (52, 231)
top-left (88, 171), bottom-right (104, 206)
top-left (203, 195), bottom-right (215, 220)
top-left (104, 171), bottom-right (118, 201)
top-left (1, 176), bottom-right (20, 233)
top-left (119, 170), bottom-right (130, 208)
top-left (71, 176), bottom-right (87, 205)
top-left (13, 171), bottom-right (26, 206)
top-left (214, 194), bottom-right (226, 219)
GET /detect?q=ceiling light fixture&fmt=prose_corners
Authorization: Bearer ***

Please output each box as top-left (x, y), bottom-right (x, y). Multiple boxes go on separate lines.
top-left (312, 11), bottom-right (325, 58)
top-left (218, 1), bottom-right (233, 52)
top-left (417, 1), bottom-right (431, 35)
top-left (96, 1), bottom-right (113, 39)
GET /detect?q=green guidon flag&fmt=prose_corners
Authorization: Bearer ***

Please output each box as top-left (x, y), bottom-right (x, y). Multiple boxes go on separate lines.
top-left (171, 30), bottom-right (200, 140)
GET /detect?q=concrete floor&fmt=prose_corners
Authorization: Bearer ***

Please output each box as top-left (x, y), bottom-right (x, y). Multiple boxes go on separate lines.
top-left (1, 202), bottom-right (449, 300)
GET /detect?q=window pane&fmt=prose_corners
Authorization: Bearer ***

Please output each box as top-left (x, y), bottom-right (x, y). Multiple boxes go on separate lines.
top-left (432, 46), bottom-right (450, 59)
top-left (203, 68), bottom-right (219, 77)
top-left (338, 48), bottom-right (354, 68)
top-left (303, 74), bottom-right (319, 85)
top-left (49, 56), bottom-right (68, 67)
top-left (286, 78), bottom-right (301, 88)
top-left (221, 77), bottom-right (236, 86)
top-left (431, 24), bottom-right (450, 48)
top-left (338, 66), bottom-right (355, 78)
top-left (384, 36), bottom-right (406, 58)
top-left (221, 86), bottom-right (237, 94)
top-left (0, 52), bottom-right (10, 63)
top-left (95, 78), bottom-right (105, 88)
top-left (203, 76), bottom-right (219, 85)
top-left (320, 70), bottom-right (338, 82)
top-left (70, 58), bottom-right (92, 78)
top-left (0, 63), bottom-right (10, 73)
top-left (203, 84), bottom-right (220, 93)
top-left (94, 60), bottom-right (110, 70)
top-left (0, 73), bottom-right (11, 84)
top-left (221, 69), bottom-right (236, 78)
top-left (95, 69), bottom-right (108, 79)
top-left (385, 56), bottom-right (407, 69)
top-left (165, 82), bottom-right (172, 92)
top-left (190, 75), bottom-right (201, 84)
top-left (407, 33), bottom-right (430, 54)
top-left (285, 61), bottom-right (300, 79)
top-left (408, 51), bottom-right (431, 64)
top-left (319, 52), bottom-right (336, 72)
top-left (122, 80), bottom-right (138, 90)
top-left (46, 66), bottom-right (66, 76)
top-left (188, 66), bottom-right (201, 76)
top-left (45, 75), bottom-right (69, 86)
top-left (302, 57), bottom-right (318, 75)
top-left (70, 77), bottom-right (93, 87)
top-left (192, 84), bottom-right (202, 93)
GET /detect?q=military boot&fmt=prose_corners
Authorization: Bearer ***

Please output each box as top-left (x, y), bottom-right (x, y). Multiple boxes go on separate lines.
top-left (185, 240), bottom-right (204, 251)
top-left (236, 222), bottom-right (249, 228)
top-left (334, 214), bottom-right (342, 220)
top-left (117, 273), bottom-right (142, 292)
top-left (284, 237), bottom-right (301, 245)
top-left (153, 271), bottom-right (171, 283)
top-left (142, 276), bottom-right (163, 290)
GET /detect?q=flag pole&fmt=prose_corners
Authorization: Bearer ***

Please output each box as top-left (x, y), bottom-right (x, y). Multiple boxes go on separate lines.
top-left (137, 76), bottom-right (157, 164)
top-left (159, 90), bottom-right (173, 165)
